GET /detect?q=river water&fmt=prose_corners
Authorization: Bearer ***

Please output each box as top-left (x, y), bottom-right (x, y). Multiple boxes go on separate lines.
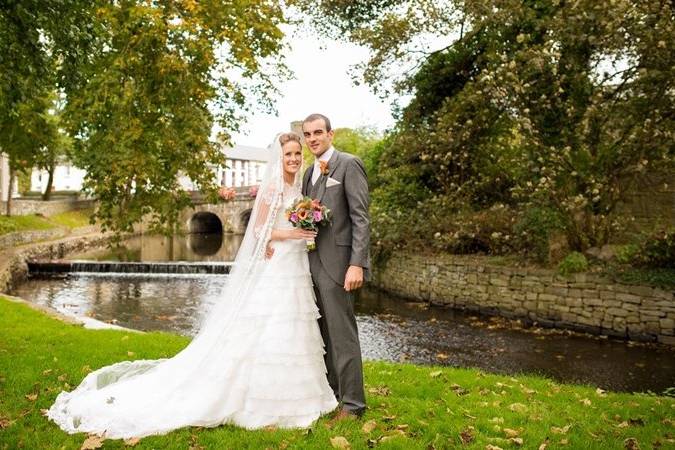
top-left (12, 265), bottom-right (675, 394)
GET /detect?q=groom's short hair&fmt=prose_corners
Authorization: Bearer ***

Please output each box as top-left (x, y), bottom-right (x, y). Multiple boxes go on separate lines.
top-left (303, 113), bottom-right (332, 132)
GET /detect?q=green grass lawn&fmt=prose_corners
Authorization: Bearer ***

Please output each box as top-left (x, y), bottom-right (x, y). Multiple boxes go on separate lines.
top-left (0, 296), bottom-right (673, 449)
top-left (0, 209), bottom-right (93, 236)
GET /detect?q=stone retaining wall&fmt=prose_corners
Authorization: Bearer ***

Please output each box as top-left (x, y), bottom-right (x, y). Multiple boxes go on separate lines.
top-left (0, 231), bottom-right (115, 293)
top-left (372, 252), bottom-right (675, 345)
top-left (0, 198), bottom-right (94, 217)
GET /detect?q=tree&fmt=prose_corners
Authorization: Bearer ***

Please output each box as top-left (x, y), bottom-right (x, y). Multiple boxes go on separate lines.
top-left (300, 0), bottom-right (675, 253)
top-left (64, 1), bottom-right (288, 238)
top-left (0, 0), bottom-right (100, 214)
top-left (35, 95), bottom-right (72, 201)
top-left (2, 1), bottom-right (289, 234)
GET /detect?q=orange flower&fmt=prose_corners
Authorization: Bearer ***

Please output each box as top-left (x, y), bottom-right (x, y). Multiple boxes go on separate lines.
top-left (319, 160), bottom-right (329, 175)
top-left (297, 209), bottom-right (308, 220)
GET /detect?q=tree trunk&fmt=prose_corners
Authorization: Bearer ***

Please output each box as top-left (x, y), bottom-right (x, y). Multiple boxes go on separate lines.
top-left (5, 170), bottom-right (14, 216)
top-left (42, 161), bottom-right (55, 201)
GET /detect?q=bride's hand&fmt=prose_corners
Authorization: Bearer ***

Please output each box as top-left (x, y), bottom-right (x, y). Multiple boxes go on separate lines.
top-left (287, 229), bottom-right (317, 240)
top-left (265, 243), bottom-right (275, 259)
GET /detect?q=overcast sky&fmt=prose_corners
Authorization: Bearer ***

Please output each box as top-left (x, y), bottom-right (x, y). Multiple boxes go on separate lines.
top-left (229, 34), bottom-right (397, 148)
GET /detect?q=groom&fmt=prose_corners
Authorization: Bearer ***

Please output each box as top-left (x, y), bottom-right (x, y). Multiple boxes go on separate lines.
top-left (301, 113), bottom-right (369, 419)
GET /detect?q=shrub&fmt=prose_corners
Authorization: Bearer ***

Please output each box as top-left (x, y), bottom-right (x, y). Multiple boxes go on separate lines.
top-left (513, 207), bottom-right (565, 263)
top-left (558, 252), bottom-right (589, 275)
top-left (632, 229), bottom-right (675, 268)
top-left (616, 244), bottom-right (640, 264)
top-left (0, 217), bottom-right (18, 235)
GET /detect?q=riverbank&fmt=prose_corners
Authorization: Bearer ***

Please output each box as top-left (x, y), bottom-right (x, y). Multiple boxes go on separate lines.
top-left (372, 251), bottom-right (675, 345)
top-left (1, 296), bottom-right (673, 449)
top-left (0, 229), bottom-right (122, 293)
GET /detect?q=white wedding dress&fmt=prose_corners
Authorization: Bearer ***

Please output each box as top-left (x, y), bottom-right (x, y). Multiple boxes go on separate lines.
top-left (47, 138), bottom-right (338, 439)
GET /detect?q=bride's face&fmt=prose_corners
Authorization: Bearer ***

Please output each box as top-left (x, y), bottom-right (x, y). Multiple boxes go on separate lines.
top-left (282, 141), bottom-right (303, 176)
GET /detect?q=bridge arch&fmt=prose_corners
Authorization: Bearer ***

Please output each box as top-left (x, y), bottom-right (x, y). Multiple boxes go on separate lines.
top-left (189, 212), bottom-right (223, 234)
top-left (239, 208), bottom-right (253, 231)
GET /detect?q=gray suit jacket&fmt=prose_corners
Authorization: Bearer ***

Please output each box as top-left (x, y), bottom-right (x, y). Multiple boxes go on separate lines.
top-left (303, 149), bottom-right (371, 285)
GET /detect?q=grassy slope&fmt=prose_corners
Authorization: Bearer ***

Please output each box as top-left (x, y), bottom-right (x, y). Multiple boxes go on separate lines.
top-left (0, 297), bottom-right (672, 449)
top-left (0, 209), bottom-right (93, 236)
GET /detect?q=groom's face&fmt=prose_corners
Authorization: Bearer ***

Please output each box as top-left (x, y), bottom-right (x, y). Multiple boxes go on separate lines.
top-left (302, 119), bottom-right (334, 158)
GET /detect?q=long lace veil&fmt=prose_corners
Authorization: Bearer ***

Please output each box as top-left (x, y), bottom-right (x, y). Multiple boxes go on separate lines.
top-left (47, 133), bottom-right (310, 439)
top-left (196, 132), bottom-right (302, 336)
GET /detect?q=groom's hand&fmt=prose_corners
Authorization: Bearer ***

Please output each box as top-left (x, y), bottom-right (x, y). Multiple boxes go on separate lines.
top-left (344, 265), bottom-right (364, 292)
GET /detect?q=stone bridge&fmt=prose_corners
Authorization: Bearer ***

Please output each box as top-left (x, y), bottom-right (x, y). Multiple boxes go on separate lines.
top-left (178, 189), bottom-right (255, 235)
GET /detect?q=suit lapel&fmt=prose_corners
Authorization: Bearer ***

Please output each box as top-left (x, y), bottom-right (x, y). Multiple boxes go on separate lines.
top-left (303, 166), bottom-right (313, 196)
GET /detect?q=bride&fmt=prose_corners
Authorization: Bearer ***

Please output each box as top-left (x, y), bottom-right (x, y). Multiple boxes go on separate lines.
top-left (47, 132), bottom-right (338, 438)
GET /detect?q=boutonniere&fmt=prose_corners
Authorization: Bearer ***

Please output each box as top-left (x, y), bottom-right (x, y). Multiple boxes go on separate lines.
top-left (319, 160), bottom-right (329, 176)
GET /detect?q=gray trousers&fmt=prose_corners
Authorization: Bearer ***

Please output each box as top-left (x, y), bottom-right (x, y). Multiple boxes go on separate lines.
top-left (310, 256), bottom-right (366, 414)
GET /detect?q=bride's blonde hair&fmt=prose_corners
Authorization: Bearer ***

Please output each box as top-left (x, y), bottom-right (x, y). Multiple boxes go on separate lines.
top-left (279, 132), bottom-right (302, 147)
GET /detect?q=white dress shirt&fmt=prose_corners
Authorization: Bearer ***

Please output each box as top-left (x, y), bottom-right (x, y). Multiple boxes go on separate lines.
top-left (311, 146), bottom-right (335, 185)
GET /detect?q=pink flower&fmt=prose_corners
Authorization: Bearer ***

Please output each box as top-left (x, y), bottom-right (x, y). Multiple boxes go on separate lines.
top-left (290, 213), bottom-right (299, 223)
top-left (218, 187), bottom-right (236, 201)
top-left (313, 210), bottom-right (322, 222)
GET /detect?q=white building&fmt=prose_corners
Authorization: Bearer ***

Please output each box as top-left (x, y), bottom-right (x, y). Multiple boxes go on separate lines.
top-left (27, 143), bottom-right (268, 195)
top-left (177, 143), bottom-right (270, 191)
top-left (218, 144), bottom-right (268, 188)
top-left (30, 158), bottom-right (87, 194)
top-left (0, 153), bottom-right (17, 201)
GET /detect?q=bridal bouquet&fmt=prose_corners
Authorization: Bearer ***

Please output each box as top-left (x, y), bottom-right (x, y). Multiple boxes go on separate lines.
top-left (286, 197), bottom-right (331, 251)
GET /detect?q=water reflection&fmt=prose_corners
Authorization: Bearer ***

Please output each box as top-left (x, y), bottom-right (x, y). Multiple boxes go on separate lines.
top-left (68, 234), bottom-right (244, 263)
top-left (11, 275), bottom-right (675, 393)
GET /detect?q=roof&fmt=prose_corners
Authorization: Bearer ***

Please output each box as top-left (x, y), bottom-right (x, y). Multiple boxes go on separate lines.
top-left (221, 144), bottom-right (269, 162)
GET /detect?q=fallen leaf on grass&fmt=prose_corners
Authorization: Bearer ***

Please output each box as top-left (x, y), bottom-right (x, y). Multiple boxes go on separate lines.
top-left (624, 438), bottom-right (640, 450)
top-left (42, 369), bottom-right (52, 376)
top-left (82, 365), bottom-right (92, 374)
top-left (459, 428), bottom-right (474, 445)
top-left (489, 417), bottom-right (504, 424)
top-left (0, 416), bottom-right (13, 429)
top-left (330, 436), bottom-right (350, 449)
top-left (430, 370), bottom-right (443, 378)
top-left (40, 409), bottom-right (49, 417)
top-left (580, 398), bottom-right (592, 406)
top-left (380, 429), bottom-right (407, 442)
top-left (508, 437), bottom-right (524, 446)
top-left (485, 445), bottom-right (504, 450)
top-left (508, 403), bottom-right (527, 413)
top-left (617, 421), bottom-right (630, 428)
top-left (551, 425), bottom-right (571, 434)
top-left (595, 388), bottom-right (607, 397)
top-left (123, 437), bottom-right (140, 446)
top-left (127, 351), bottom-right (135, 357)
top-left (81, 435), bottom-right (105, 450)
top-left (503, 428), bottom-right (519, 438)
top-left (560, 439), bottom-right (569, 445)
top-left (538, 439), bottom-right (549, 450)
top-left (361, 420), bottom-right (377, 434)
top-left (382, 415), bottom-right (396, 422)
top-left (25, 393), bottom-right (38, 401)
top-left (367, 386), bottom-right (391, 396)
